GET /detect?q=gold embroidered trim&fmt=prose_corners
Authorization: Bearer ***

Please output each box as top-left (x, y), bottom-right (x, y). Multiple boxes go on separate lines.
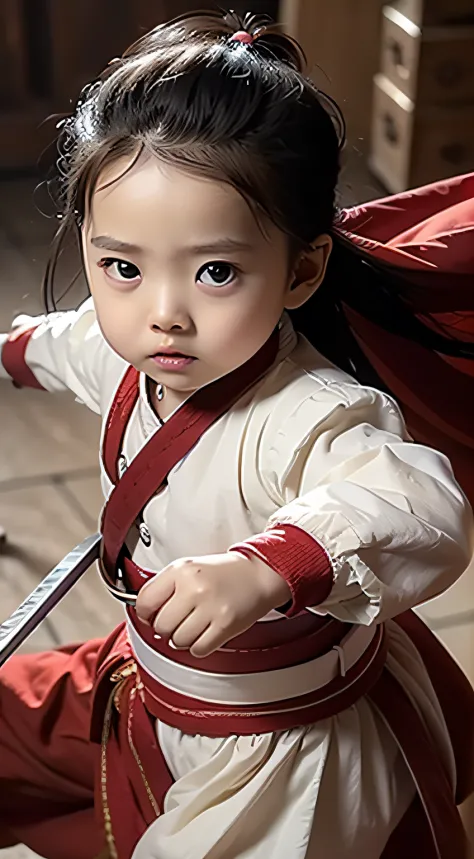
top-left (127, 677), bottom-right (160, 817)
top-left (100, 660), bottom-right (159, 859)
top-left (100, 660), bottom-right (137, 859)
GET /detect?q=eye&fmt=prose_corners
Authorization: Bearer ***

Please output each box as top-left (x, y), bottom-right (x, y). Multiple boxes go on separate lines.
top-left (196, 262), bottom-right (236, 288)
top-left (97, 258), bottom-right (141, 282)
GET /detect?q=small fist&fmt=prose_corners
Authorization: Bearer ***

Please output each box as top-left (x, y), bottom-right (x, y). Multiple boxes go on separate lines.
top-left (135, 551), bottom-right (291, 658)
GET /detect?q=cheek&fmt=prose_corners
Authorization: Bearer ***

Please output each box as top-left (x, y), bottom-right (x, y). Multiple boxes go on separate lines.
top-left (206, 302), bottom-right (280, 361)
top-left (230, 283), bottom-right (285, 332)
top-left (89, 286), bottom-right (125, 345)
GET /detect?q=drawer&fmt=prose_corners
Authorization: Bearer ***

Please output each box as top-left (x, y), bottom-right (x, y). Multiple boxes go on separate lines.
top-left (381, 5), bottom-right (474, 103)
top-left (411, 106), bottom-right (474, 185)
top-left (393, 0), bottom-right (474, 25)
top-left (370, 74), bottom-right (415, 192)
top-left (381, 6), bottom-right (421, 99)
top-left (370, 72), bottom-right (474, 192)
top-left (419, 24), bottom-right (474, 103)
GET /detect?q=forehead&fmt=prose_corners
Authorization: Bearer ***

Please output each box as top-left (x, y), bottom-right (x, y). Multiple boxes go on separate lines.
top-left (88, 154), bottom-right (272, 247)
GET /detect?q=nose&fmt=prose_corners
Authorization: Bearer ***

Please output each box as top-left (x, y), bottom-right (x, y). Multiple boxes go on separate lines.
top-left (148, 282), bottom-right (191, 333)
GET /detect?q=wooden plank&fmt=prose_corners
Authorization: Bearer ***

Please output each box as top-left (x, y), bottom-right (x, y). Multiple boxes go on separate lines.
top-left (0, 385), bottom-right (100, 483)
top-left (0, 0), bottom-right (29, 108)
top-left (0, 482), bottom-right (123, 647)
top-left (47, 0), bottom-right (158, 103)
top-left (0, 106), bottom-right (58, 171)
top-left (280, 0), bottom-right (385, 153)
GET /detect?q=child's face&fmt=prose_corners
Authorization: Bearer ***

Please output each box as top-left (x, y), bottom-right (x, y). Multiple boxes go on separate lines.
top-left (82, 155), bottom-right (319, 411)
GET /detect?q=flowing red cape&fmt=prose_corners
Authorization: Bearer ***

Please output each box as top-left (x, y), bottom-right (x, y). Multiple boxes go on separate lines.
top-left (335, 173), bottom-right (474, 504)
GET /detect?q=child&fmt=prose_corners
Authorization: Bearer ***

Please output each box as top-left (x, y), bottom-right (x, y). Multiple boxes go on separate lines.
top-left (0, 11), bottom-right (473, 859)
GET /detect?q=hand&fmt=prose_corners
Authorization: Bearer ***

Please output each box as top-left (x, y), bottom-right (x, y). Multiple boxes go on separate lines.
top-left (135, 552), bottom-right (292, 658)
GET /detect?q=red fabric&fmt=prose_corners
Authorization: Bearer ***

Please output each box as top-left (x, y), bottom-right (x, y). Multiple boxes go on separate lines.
top-left (369, 668), bottom-right (469, 858)
top-left (99, 328), bottom-right (279, 584)
top-left (2, 326), bottom-right (45, 390)
top-left (92, 626), bottom-right (174, 859)
top-left (100, 677), bottom-right (173, 858)
top-left (336, 172), bottom-right (474, 272)
top-left (0, 615), bottom-right (470, 858)
top-left (127, 606), bottom-right (348, 673)
top-left (89, 614), bottom-right (474, 857)
top-left (135, 626), bottom-right (387, 736)
top-left (229, 524), bottom-right (333, 617)
top-left (0, 613), bottom-right (472, 858)
top-left (335, 173), bottom-right (474, 505)
top-left (0, 639), bottom-right (104, 859)
top-left (102, 365), bottom-right (140, 483)
top-left (345, 306), bottom-right (474, 445)
top-left (382, 796), bottom-right (450, 858)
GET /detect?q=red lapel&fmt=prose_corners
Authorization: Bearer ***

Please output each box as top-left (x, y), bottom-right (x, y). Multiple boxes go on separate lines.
top-left (102, 366), bottom-right (140, 483)
top-left (100, 330), bottom-right (279, 585)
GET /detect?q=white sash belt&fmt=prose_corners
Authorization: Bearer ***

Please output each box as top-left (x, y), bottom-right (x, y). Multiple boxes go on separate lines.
top-left (127, 620), bottom-right (377, 706)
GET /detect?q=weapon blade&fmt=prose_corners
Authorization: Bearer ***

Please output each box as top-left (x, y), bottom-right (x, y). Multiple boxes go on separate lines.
top-left (0, 532), bottom-right (101, 667)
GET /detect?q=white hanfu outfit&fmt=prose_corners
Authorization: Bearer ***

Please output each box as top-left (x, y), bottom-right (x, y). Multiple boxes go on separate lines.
top-left (1, 298), bottom-right (473, 859)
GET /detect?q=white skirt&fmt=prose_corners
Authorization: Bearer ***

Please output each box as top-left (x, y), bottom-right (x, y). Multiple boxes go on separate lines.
top-left (132, 621), bottom-right (455, 859)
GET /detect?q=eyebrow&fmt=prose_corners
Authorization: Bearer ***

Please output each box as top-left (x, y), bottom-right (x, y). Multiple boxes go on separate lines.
top-left (90, 235), bottom-right (141, 253)
top-left (90, 236), bottom-right (254, 256)
top-left (184, 239), bottom-right (254, 255)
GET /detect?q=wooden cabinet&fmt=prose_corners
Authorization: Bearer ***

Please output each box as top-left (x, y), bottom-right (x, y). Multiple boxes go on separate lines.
top-left (371, 2), bottom-right (474, 191)
top-left (371, 72), bottom-right (474, 191)
top-left (0, 0), bottom-right (163, 170)
top-left (395, 0), bottom-right (474, 25)
top-left (0, 0), bottom-right (278, 171)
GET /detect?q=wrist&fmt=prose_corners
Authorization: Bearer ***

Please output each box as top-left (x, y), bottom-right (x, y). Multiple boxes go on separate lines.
top-left (229, 524), bottom-right (333, 617)
top-left (232, 550), bottom-right (292, 608)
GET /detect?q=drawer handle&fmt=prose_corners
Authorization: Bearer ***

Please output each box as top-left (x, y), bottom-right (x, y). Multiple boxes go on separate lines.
top-left (388, 39), bottom-right (410, 80)
top-left (383, 113), bottom-right (399, 145)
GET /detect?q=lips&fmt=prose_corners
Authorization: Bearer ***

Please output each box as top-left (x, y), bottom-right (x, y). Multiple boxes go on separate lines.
top-left (150, 350), bottom-right (196, 369)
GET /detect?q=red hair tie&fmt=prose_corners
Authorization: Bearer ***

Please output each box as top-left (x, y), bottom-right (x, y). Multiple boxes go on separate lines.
top-left (230, 30), bottom-right (254, 45)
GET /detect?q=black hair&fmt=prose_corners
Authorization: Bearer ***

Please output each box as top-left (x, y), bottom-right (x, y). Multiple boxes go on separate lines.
top-left (44, 10), bottom-right (343, 308)
top-left (43, 9), bottom-right (473, 384)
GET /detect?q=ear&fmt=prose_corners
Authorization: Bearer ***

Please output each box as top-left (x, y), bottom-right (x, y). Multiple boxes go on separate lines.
top-left (284, 235), bottom-right (332, 311)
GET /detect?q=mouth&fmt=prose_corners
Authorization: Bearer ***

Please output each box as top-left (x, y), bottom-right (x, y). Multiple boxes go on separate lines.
top-left (150, 350), bottom-right (196, 369)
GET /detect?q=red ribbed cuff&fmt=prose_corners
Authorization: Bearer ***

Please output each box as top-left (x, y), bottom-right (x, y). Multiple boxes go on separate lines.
top-left (2, 326), bottom-right (45, 390)
top-left (229, 523), bottom-right (334, 617)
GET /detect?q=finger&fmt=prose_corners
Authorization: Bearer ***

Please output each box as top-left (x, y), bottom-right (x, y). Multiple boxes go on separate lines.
top-left (189, 624), bottom-right (231, 659)
top-left (135, 568), bottom-right (176, 623)
top-left (153, 594), bottom-right (197, 639)
top-left (171, 610), bottom-right (210, 650)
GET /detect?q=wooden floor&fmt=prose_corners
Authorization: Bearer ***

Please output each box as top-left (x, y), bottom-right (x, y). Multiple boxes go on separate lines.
top-left (0, 174), bottom-right (473, 856)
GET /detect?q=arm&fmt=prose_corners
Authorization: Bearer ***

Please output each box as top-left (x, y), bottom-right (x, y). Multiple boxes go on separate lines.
top-left (135, 378), bottom-right (473, 657)
top-left (231, 382), bottom-right (473, 624)
top-left (0, 298), bottom-right (112, 414)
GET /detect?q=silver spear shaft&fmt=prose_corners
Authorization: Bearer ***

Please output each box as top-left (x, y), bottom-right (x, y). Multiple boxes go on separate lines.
top-left (0, 532), bottom-right (101, 667)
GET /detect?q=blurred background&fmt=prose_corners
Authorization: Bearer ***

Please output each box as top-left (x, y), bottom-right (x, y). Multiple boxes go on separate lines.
top-left (1, 1), bottom-right (474, 855)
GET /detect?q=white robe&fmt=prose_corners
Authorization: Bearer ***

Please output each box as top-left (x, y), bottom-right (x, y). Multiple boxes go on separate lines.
top-left (1, 299), bottom-right (473, 858)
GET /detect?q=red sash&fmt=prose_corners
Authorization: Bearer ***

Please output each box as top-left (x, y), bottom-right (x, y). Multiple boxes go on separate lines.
top-left (99, 328), bottom-right (279, 594)
top-left (92, 619), bottom-right (473, 859)
top-left (98, 326), bottom-right (350, 685)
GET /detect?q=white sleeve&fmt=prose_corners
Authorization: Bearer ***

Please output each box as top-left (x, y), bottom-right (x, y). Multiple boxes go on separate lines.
top-left (260, 380), bottom-right (473, 624)
top-left (0, 298), bottom-right (114, 414)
